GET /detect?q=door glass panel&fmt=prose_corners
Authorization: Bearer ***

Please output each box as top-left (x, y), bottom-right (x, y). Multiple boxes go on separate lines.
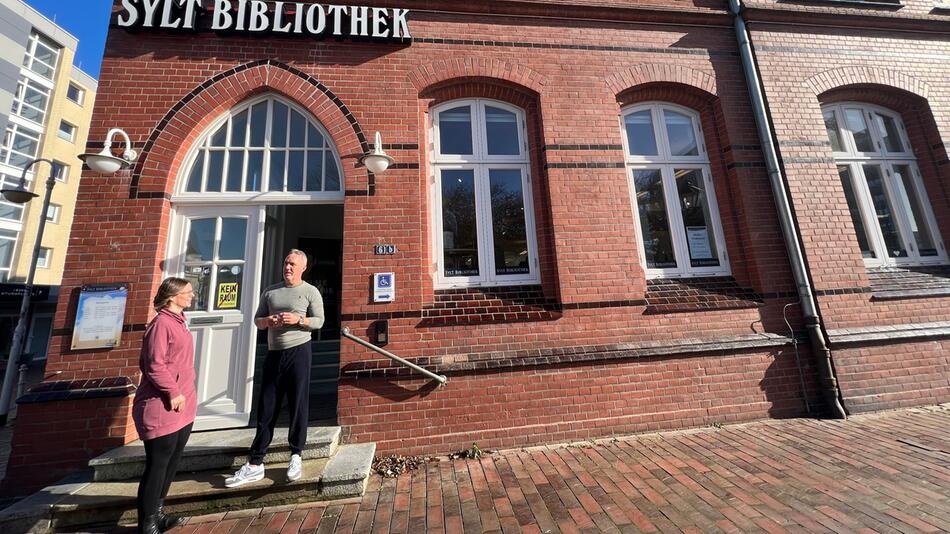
top-left (210, 124), bottom-right (227, 147)
top-left (307, 124), bottom-right (325, 148)
top-left (271, 102), bottom-right (288, 148)
top-left (287, 151), bottom-right (305, 191)
top-left (863, 164), bottom-right (906, 258)
top-left (186, 219), bottom-right (215, 261)
top-left (488, 169), bottom-right (529, 275)
top-left (439, 106), bottom-right (473, 155)
top-left (845, 109), bottom-right (875, 152)
top-left (485, 107), bottom-right (520, 156)
top-left (219, 218), bottom-right (248, 260)
top-left (624, 110), bottom-right (658, 156)
top-left (675, 169), bottom-right (719, 267)
top-left (249, 102), bottom-right (267, 147)
top-left (214, 265), bottom-right (243, 311)
top-left (892, 164), bottom-right (938, 256)
top-left (269, 151), bottom-right (285, 192)
top-left (823, 110), bottom-right (844, 152)
top-left (184, 265), bottom-right (212, 311)
top-left (306, 150), bottom-right (323, 191)
top-left (289, 110), bottom-right (306, 147)
top-left (664, 110), bottom-right (699, 156)
top-left (441, 169), bottom-right (479, 276)
top-left (873, 113), bottom-right (904, 153)
top-left (633, 169), bottom-right (676, 269)
top-left (207, 151), bottom-right (225, 192)
top-left (838, 165), bottom-right (875, 259)
top-left (325, 157), bottom-right (341, 191)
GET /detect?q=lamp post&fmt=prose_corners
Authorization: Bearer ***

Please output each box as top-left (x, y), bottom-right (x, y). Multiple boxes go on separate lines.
top-left (0, 128), bottom-right (136, 425)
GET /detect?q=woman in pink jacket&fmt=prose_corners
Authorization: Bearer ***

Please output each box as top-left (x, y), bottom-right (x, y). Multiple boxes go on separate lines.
top-left (133, 278), bottom-right (197, 534)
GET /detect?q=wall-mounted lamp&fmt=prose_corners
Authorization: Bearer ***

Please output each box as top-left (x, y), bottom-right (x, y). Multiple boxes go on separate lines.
top-left (359, 131), bottom-right (395, 174)
top-left (78, 128), bottom-right (138, 173)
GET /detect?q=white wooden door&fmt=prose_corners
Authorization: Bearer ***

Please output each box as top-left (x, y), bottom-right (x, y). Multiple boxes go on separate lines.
top-left (169, 205), bottom-right (264, 430)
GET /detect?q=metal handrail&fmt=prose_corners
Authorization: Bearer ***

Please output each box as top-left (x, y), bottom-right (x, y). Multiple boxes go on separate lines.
top-left (341, 327), bottom-right (448, 386)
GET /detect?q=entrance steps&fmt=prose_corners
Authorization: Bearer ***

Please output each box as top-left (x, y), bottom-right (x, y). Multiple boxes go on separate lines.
top-left (0, 427), bottom-right (375, 533)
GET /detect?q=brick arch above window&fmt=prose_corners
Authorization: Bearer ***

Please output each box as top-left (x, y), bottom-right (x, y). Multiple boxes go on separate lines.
top-left (408, 57), bottom-right (546, 96)
top-left (129, 60), bottom-right (367, 199)
top-left (606, 64), bottom-right (717, 99)
top-left (805, 67), bottom-right (930, 100)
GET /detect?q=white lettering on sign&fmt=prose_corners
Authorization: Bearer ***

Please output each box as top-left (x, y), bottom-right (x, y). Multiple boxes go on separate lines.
top-left (117, 0), bottom-right (411, 40)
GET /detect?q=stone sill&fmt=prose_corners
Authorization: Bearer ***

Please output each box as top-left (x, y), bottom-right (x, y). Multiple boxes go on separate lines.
top-left (827, 321), bottom-right (950, 346)
top-left (871, 288), bottom-right (950, 301)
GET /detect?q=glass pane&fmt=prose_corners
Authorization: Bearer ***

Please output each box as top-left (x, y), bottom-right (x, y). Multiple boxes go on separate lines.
top-left (633, 169), bottom-right (676, 269)
top-left (489, 169), bottom-right (530, 275)
top-left (214, 265), bottom-right (243, 311)
top-left (17, 105), bottom-right (43, 123)
top-left (823, 110), bottom-right (844, 152)
top-left (838, 166), bottom-right (875, 259)
top-left (249, 102), bottom-right (267, 147)
top-left (863, 165), bottom-right (906, 258)
top-left (893, 164), bottom-right (938, 257)
top-left (186, 219), bottom-right (215, 262)
top-left (269, 151), bottom-right (285, 192)
top-left (307, 124), bottom-right (325, 148)
top-left (441, 169), bottom-right (479, 276)
top-left (485, 107), bottom-right (520, 156)
top-left (289, 111), bottom-right (306, 147)
top-left (219, 218), bottom-right (247, 260)
top-left (185, 152), bottom-right (204, 192)
top-left (23, 86), bottom-right (47, 109)
top-left (288, 151), bottom-right (304, 191)
top-left (873, 113), bottom-right (904, 153)
top-left (0, 238), bottom-right (12, 268)
top-left (675, 169), bottom-right (720, 268)
top-left (439, 106), bottom-right (473, 155)
top-left (271, 102), bottom-right (288, 148)
top-left (665, 110), bottom-right (699, 156)
top-left (246, 151), bottom-right (264, 192)
top-left (624, 111), bottom-right (658, 156)
top-left (183, 265), bottom-right (211, 311)
top-left (325, 157), bottom-right (341, 191)
top-left (210, 124), bottom-right (227, 147)
top-left (29, 61), bottom-right (53, 79)
top-left (845, 109), bottom-right (875, 152)
top-left (0, 203), bottom-right (22, 222)
top-left (230, 110), bottom-right (248, 147)
top-left (306, 150), bottom-right (323, 191)
top-left (207, 151), bottom-right (225, 192)
top-left (33, 42), bottom-right (56, 65)
top-left (226, 151), bottom-right (244, 192)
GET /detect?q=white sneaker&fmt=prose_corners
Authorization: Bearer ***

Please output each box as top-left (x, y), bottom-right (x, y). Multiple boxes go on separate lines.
top-left (287, 454), bottom-right (303, 481)
top-left (225, 463), bottom-right (264, 488)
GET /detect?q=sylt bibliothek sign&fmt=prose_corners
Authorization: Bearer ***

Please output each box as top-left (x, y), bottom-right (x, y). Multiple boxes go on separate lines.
top-left (116, 0), bottom-right (412, 41)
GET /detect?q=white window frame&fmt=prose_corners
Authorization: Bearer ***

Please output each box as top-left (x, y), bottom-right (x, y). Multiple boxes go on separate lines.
top-left (12, 76), bottom-right (52, 127)
top-left (22, 32), bottom-right (60, 82)
top-left (57, 120), bottom-right (76, 142)
top-left (66, 83), bottom-right (85, 105)
top-left (46, 203), bottom-right (61, 224)
top-left (621, 102), bottom-right (730, 278)
top-left (51, 161), bottom-right (69, 182)
top-left (430, 98), bottom-right (541, 288)
top-left (173, 93), bottom-right (344, 204)
top-left (0, 229), bottom-right (17, 282)
top-left (36, 247), bottom-right (51, 269)
top-left (824, 102), bottom-right (947, 267)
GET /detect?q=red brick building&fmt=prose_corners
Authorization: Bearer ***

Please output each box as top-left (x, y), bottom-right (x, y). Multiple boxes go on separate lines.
top-left (4, 0), bottom-right (949, 495)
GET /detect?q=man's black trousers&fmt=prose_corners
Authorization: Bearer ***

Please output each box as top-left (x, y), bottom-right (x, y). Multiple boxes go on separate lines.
top-left (250, 342), bottom-right (311, 464)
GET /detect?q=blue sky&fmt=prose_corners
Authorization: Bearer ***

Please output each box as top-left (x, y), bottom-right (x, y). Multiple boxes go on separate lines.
top-left (25, 0), bottom-right (112, 79)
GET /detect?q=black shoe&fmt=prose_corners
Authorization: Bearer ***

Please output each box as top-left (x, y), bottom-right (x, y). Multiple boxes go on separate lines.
top-left (157, 510), bottom-right (185, 532)
top-left (138, 513), bottom-right (161, 534)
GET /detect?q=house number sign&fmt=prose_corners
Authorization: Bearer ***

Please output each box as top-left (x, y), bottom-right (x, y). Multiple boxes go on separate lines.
top-left (374, 245), bottom-right (397, 256)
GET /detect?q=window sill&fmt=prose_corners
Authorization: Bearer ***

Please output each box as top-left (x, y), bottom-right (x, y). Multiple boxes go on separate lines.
top-left (781, 0), bottom-right (903, 8)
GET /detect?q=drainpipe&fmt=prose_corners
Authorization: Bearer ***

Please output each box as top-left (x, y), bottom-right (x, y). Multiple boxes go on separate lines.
top-left (728, 0), bottom-right (847, 419)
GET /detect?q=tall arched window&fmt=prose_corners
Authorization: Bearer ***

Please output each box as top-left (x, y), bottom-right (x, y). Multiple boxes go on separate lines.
top-left (823, 102), bottom-right (946, 266)
top-left (430, 98), bottom-right (540, 287)
top-left (622, 102), bottom-right (729, 278)
top-left (177, 95), bottom-right (343, 201)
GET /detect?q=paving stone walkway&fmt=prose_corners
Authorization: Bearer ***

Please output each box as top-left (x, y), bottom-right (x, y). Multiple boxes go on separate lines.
top-left (94, 405), bottom-right (950, 533)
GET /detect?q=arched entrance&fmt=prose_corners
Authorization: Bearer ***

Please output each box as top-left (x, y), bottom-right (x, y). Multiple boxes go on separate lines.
top-left (166, 94), bottom-right (345, 431)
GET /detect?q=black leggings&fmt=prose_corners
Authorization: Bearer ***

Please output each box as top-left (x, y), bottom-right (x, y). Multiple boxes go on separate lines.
top-left (137, 423), bottom-right (192, 520)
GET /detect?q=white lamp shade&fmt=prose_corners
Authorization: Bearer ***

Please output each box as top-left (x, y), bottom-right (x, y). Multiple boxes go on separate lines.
top-left (79, 153), bottom-right (129, 174)
top-left (363, 153), bottom-right (394, 174)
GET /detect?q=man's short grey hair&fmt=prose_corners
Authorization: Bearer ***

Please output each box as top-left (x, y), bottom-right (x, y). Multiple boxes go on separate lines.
top-left (287, 249), bottom-right (308, 267)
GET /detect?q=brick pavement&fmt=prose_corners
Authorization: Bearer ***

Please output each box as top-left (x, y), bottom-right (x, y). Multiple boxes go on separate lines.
top-left (90, 405), bottom-right (950, 533)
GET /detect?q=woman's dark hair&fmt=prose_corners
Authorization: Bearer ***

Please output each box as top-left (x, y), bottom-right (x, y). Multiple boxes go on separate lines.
top-left (153, 277), bottom-right (190, 312)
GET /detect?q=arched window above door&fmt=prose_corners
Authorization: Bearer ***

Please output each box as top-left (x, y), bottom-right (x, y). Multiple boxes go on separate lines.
top-left (176, 95), bottom-right (343, 203)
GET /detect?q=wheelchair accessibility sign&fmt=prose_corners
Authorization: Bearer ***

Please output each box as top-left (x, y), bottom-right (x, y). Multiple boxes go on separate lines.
top-left (373, 272), bottom-right (395, 303)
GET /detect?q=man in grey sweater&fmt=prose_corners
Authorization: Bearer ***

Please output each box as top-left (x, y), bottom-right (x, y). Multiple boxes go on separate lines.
top-left (226, 249), bottom-right (324, 487)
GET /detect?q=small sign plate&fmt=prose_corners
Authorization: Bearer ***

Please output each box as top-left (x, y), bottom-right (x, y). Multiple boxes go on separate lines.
top-left (374, 245), bottom-right (398, 255)
top-left (190, 316), bottom-right (224, 326)
top-left (373, 273), bottom-right (395, 303)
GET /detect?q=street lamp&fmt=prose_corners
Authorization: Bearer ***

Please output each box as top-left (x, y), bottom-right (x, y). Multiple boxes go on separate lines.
top-left (0, 128), bottom-right (136, 424)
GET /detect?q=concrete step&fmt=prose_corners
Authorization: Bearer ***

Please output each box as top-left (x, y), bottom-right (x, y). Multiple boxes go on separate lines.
top-left (0, 443), bottom-right (376, 534)
top-left (89, 426), bottom-right (341, 482)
